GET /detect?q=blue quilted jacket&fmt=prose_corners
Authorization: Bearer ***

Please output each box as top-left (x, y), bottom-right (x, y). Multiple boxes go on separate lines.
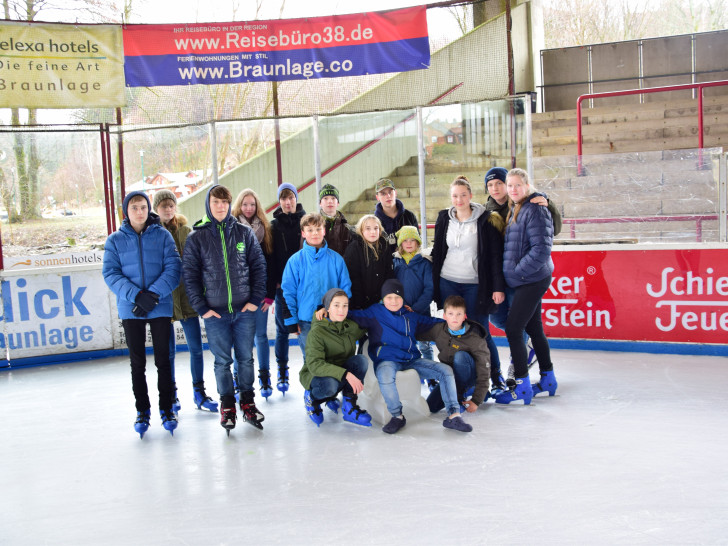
top-left (102, 191), bottom-right (181, 320)
top-left (503, 196), bottom-right (554, 287)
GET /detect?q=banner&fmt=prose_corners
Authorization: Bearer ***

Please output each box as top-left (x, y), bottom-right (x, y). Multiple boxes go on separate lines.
top-left (0, 21), bottom-right (125, 108)
top-left (0, 270), bottom-right (112, 360)
top-left (123, 6), bottom-right (429, 87)
top-left (505, 248), bottom-right (728, 345)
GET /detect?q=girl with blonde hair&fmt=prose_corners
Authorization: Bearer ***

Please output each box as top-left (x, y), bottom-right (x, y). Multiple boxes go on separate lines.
top-left (232, 188), bottom-right (275, 399)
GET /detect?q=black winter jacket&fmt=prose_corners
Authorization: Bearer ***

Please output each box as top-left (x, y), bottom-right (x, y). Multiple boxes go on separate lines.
top-left (182, 188), bottom-right (266, 316)
top-left (343, 234), bottom-right (394, 310)
top-left (374, 199), bottom-right (418, 254)
top-left (269, 204), bottom-right (305, 286)
top-left (431, 207), bottom-right (506, 314)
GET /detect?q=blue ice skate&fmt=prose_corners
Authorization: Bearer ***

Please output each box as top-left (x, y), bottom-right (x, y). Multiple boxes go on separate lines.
top-left (134, 409), bottom-right (151, 439)
top-left (160, 409), bottom-right (178, 436)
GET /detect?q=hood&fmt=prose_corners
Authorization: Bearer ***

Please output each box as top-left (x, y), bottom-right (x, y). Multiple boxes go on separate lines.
top-left (121, 190), bottom-right (160, 229)
top-left (194, 185), bottom-right (232, 229)
top-left (448, 202), bottom-right (486, 223)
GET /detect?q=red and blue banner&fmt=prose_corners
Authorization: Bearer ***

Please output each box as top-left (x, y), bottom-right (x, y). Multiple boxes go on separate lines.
top-left (122, 6), bottom-right (429, 87)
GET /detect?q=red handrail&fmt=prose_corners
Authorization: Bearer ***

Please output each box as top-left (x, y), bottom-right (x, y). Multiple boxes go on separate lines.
top-left (576, 79), bottom-right (728, 174)
top-left (562, 214), bottom-right (719, 243)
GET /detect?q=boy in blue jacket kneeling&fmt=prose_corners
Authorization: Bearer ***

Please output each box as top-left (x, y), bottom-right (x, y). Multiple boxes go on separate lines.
top-left (348, 279), bottom-right (473, 434)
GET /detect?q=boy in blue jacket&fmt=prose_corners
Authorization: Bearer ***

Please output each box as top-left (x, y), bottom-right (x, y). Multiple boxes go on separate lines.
top-left (103, 191), bottom-right (181, 438)
top-left (348, 279), bottom-right (473, 434)
top-left (281, 213), bottom-right (351, 363)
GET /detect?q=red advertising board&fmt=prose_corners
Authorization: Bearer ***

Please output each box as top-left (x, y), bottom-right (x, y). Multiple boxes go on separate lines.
top-left (493, 247), bottom-right (728, 345)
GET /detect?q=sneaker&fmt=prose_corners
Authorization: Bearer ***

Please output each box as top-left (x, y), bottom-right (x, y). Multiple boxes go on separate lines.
top-left (443, 415), bottom-right (472, 432)
top-left (382, 415), bottom-right (406, 434)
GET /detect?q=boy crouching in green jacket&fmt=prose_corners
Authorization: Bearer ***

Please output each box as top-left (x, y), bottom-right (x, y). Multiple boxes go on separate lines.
top-left (300, 288), bottom-right (372, 427)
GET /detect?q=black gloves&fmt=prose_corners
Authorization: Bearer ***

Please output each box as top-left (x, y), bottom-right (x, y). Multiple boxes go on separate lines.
top-left (133, 290), bottom-right (160, 317)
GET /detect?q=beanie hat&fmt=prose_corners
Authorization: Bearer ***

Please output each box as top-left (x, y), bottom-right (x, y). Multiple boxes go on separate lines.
top-left (396, 225), bottom-right (422, 247)
top-left (381, 278), bottom-right (404, 299)
top-left (319, 184), bottom-right (339, 202)
top-left (152, 189), bottom-right (177, 212)
top-left (277, 182), bottom-right (299, 201)
top-left (485, 167), bottom-right (508, 186)
top-left (322, 287), bottom-right (348, 312)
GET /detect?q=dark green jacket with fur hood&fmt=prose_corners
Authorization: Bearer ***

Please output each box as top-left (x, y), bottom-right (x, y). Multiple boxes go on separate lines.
top-left (163, 214), bottom-right (197, 320)
top-left (418, 319), bottom-right (491, 405)
top-left (299, 314), bottom-right (366, 390)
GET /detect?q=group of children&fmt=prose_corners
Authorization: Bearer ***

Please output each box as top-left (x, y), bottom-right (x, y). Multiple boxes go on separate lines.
top-left (104, 169), bottom-right (558, 438)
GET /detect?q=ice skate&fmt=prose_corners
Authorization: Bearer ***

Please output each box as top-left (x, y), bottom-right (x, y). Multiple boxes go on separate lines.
top-left (193, 382), bottom-right (219, 412)
top-left (220, 407), bottom-right (237, 436)
top-left (276, 364), bottom-right (289, 395)
top-left (258, 370), bottom-right (273, 400)
top-left (341, 394), bottom-right (372, 427)
top-left (494, 376), bottom-right (533, 405)
top-left (240, 391), bottom-right (265, 430)
top-left (134, 409), bottom-right (151, 439)
top-left (304, 390), bottom-right (324, 427)
top-left (532, 370), bottom-right (558, 397)
top-left (325, 397), bottom-right (340, 414)
top-left (160, 409), bottom-right (178, 436)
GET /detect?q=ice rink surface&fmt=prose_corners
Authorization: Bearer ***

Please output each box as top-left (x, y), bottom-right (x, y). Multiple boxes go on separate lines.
top-left (2, 345), bottom-right (727, 545)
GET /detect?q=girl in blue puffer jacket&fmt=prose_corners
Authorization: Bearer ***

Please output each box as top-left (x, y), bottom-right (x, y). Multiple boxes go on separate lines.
top-left (494, 168), bottom-right (558, 405)
top-left (392, 225), bottom-right (434, 360)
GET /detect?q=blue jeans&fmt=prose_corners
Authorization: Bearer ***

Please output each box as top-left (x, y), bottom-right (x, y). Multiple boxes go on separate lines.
top-left (417, 340), bottom-right (434, 360)
top-left (297, 321), bottom-right (312, 362)
top-left (203, 310), bottom-right (256, 407)
top-left (374, 358), bottom-right (459, 417)
top-left (274, 288), bottom-right (289, 366)
top-left (309, 354), bottom-right (368, 402)
top-left (234, 305), bottom-right (270, 378)
top-left (169, 316), bottom-right (204, 385)
top-left (426, 351), bottom-right (475, 413)
top-left (439, 277), bottom-right (502, 376)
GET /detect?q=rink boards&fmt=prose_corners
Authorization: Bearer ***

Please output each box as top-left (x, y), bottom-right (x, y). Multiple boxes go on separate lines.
top-left (1, 243), bottom-right (726, 367)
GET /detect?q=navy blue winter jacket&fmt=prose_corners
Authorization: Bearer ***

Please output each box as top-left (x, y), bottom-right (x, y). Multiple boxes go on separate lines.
top-left (348, 303), bottom-right (443, 365)
top-left (103, 191), bottom-right (181, 320)
top-left (182, 187), bottom-right (266, 316)
top-left (503, 195), bottom-right (554, 287)
top-left (393, 252), bottom-right (433, 316)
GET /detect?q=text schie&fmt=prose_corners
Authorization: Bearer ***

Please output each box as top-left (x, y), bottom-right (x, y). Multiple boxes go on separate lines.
top-left (647, 267), bottom-right (728, 332)
top-left (542, 275), bottom-right (613, 329)
top-left (0, 276), bottom-right (94, 351)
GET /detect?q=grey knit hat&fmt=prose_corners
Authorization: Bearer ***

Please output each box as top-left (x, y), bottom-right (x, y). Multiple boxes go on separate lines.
top-left (152, 189), bottom-right (177, 211)
top-left (322, 287), bottom-right (348, 312)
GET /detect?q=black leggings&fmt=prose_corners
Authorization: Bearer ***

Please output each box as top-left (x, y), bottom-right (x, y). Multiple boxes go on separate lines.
top-left (505, 276), bottom-right (553, 379)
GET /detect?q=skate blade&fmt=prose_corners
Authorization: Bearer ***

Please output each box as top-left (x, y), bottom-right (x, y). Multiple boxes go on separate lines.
top-left (244, 419), bottom-right (264, 430)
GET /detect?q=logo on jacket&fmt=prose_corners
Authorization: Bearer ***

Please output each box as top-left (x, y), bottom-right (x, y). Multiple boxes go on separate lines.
top-left (236, 242), bottom-right (245, 253)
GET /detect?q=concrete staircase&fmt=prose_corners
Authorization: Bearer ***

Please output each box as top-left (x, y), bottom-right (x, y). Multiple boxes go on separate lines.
top-left (340, 157), bottom-right (503, 243)
top-left (532, 95), bottom-right (728, 157)
top-left (340, 96), bottom-right (725, 245)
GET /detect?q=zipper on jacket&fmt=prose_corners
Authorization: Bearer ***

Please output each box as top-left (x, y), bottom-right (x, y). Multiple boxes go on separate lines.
top-left (137, 230), bottom-right (146, 289)
top-left (219, 223), bottom-right (233, 313)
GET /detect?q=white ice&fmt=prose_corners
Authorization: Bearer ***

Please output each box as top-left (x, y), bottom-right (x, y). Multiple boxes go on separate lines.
top-left (2, 346), bottom-right (727, 545)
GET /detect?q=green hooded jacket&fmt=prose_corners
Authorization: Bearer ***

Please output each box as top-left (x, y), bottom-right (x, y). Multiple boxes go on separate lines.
top-left (299, 314), bottom-right (367, 390)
